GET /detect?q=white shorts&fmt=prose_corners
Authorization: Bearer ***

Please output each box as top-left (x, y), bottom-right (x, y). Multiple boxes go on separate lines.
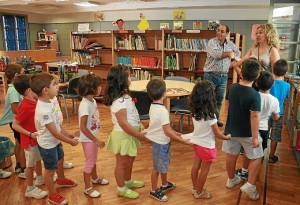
top-left (222, 136), bottom-right (263, 159)
top-left (25, 145), bottom-right (42, 168)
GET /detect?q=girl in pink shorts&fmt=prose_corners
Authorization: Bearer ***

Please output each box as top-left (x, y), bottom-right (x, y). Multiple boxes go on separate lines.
top-left (189, 81), bottom-right (231, 199)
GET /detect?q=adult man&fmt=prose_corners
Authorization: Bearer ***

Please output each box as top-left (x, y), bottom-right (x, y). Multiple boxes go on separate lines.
top-left (203, 24), bottom-right (241, 127)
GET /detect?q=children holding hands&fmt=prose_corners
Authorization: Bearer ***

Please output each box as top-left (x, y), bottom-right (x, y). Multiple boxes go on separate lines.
top-left (145, 78), bottom-right (190, 202)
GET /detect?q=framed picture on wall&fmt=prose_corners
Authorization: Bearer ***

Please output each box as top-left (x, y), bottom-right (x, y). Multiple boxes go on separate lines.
top-left (38, 32), bottom-right (46, 40)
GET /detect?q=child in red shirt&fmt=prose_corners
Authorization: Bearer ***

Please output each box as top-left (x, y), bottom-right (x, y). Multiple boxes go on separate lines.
top-left (12, 74), bottom-right (48, 199)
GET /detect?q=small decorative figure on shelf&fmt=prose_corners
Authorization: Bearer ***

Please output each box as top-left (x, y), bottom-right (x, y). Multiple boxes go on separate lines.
top-left (113, 19), bottom-right (125, 31)
top-left (137, 13), bottom-right (149, 30)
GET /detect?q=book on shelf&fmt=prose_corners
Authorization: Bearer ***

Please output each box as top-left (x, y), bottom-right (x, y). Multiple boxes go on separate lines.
top-left (114, 35), bottom-right (148, 50)
top-left (72, 52), bottom-right (101, 66)
top-left (188, 54), bottom-right (198, 71)
top-left (117, 56), bottom-right (159, 68)
top-left (164, 34), bottom-right (208, 51)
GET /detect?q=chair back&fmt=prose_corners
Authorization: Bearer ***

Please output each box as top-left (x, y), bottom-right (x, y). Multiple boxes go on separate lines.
top-left (67, 77), bottom-right (80, 95)
top-left (130, 90), bottom-right (152, 117)
top-left (165, 76), bottom-right (190, 82)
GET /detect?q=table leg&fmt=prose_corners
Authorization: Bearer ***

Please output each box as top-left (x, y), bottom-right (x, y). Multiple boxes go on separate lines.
top-left (164, 98), bottom-right (171, 113)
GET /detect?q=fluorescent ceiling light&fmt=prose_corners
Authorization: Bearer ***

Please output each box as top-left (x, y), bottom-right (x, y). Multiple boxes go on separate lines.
top-left (74, 2), bottom-right (99, 7)
top-left (55, 0), bottom-right (69, 2)
top-left (273, 6), bottom-right (294, 17)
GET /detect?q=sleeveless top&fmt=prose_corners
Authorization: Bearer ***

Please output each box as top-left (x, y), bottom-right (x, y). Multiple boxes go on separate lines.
top-left (251, 46), bottom-right (272, 73)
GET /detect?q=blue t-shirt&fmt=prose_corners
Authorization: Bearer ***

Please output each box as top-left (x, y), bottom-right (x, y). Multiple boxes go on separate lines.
top-left (0, 84), bottom-right (22, 126)
top-left (270, 80), bottom-right (290, 116)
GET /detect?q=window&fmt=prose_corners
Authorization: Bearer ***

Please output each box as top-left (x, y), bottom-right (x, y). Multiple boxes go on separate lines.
top-left (2, 14), bottom-right (28, 51)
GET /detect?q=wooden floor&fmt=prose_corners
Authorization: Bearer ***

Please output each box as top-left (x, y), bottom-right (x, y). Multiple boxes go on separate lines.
top-left (0, 91), bottom-right (299, 205)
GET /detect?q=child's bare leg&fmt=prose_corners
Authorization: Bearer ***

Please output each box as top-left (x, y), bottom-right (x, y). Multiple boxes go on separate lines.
top-left (14, 139), bottom-right (20, 166)
top-left (161, 173), bottom-right (167, 186)
top-left (226, 153), bottom-right (239, 179)
top-left (269, 140), bottom-right (277, 157)
top-left (25, 167), bottom-right (34, 186)
top-left (151, 170), bottom-right (159, 190)
top-left (195, 161), bottom-right (211, 193)
top-left (56, 158), bottom-right (65, 180)
top-left (191, 158), bottom-right (201, 190)
top-left (83, 172), bottom-right (92, 190)
top-left (115, 154), bottom-right (128, 187)
top-left (19, 148), bottom-right (26, 170)
top-left (91, 165), bottom-right (98, 180)
top-left (45, 169), bottom-right (56, 194)
top-left (124, 156), bottom-right (135, 181)
top-left (247, 158), bottom-right (261, 185)
top-left (35, 161), bottom-right (43, 176)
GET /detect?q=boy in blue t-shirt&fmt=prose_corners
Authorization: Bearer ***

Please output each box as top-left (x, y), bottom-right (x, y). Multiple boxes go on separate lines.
top-left (269, 59), bottom-right (290, 163)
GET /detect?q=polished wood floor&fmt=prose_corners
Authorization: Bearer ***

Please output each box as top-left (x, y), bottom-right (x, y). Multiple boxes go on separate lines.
top-left (0, 91), bottom-right (299, 205)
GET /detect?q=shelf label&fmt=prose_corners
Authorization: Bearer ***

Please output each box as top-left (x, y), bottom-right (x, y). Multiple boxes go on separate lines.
top-left (134, 30), bottom-right (145, 33)
top-left (119, 30), bottom-right (129, 33)
top-left (186, 30), bottom-right (201, 33)
top-left (171, 30), bottom-right (183, 33)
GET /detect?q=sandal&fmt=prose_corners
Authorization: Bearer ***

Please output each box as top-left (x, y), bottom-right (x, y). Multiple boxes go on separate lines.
top-left (193, 188), bottom-right (212, 199)
top-left (269, 155), bottom-right (279, 163)
top-left (84, 187), bottom-right (101, 198)
top-left (91, 177), bottom-right (109, 185)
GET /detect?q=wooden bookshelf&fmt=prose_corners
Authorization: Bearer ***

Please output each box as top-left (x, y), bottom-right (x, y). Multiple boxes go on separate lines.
top-left (35, 40), bottom-right (59, 51)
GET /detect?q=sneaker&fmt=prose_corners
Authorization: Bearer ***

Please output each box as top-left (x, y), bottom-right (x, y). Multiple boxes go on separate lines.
top-left (240, 183), bottom-right (259, 200)
top-left (117, 186), bottom-right (139, 199)
top-left (125, 180), bottom-right (144, 188)
top-left (226, 175), bottom-right (241, 189)
top-left (235, 169), bottom-right (248, 180)
top-left (56, 178), bottom-right (77, 188)
top-left (35, 176), bottom-right (44, 186)
top-left (149, 189), bottom-right (168, 202)
top-left (48, 193), bottom-right (68, 205)
top-left (160, 182), bottom-right (176, 193)
top-left (19, 171), bottom-right (37, 179)
top-left (53, 172), bottom-right (58, 182)
top-left (0, 169), bottom-right (12, 179)
top-left (25, 186), bottom-right (48, 199)
top-left (63, 161), bottom-right (74, 169)
top-left (15, 166), bottom-right (21, 173)
top-left (193, 188), bottom-right (212, 199)
top-left (269, 155), bottom-right (279, 163)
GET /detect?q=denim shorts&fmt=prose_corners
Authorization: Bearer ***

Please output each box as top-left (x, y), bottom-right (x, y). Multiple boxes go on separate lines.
top-left (152, 142), bottom-right (170, 174)
top-left (38, 143), bottom-right (64, 170)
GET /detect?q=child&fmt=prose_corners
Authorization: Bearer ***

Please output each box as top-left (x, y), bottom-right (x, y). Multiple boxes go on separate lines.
top-left (269, 59), bottom-right (290, 163)
top-left (104, 64), bottom-right (146, 199)
top-left (31, 72), bottom-right (78, 205)
top-left (78, 73), bottom-right (109, 198)
top-left (189, 80), bottom-right (231, 199)
top-left (0, 64), bottom-right (25, 177)
top-left (222, 59), bottom-right (263, 201)
top-left (145, 79), bottom-right (190, 202)
top-left (235, 71), bottom-right (280, 179)
top-left (12, 74), bottom-right (48, 199)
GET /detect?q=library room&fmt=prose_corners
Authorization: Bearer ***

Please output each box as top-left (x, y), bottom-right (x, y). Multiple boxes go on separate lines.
top-left (0, 0), bottom-right (299, 204)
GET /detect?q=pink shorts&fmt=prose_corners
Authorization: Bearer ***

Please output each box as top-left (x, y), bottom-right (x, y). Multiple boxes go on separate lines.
top-left (193, 144), bottom-right (217, 162)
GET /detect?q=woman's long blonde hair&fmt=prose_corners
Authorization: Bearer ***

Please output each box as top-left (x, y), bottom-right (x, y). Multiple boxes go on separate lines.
top-left (254, 23), bottom-right (280, 49)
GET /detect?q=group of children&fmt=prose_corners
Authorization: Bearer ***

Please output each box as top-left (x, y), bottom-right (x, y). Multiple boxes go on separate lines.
top-left (0, 57), bottom-right (289, 204)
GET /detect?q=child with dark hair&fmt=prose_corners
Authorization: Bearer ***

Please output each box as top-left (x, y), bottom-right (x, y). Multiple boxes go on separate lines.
top-left (145, 78), bottom-right (190, 202)
top-left (235, 71), bottom-right (280, 179)
top-left (269, 59), bottom-right (290, 163)
top-left (104, 64), bottom-right (146, 199)
top-left (222, 59), bottom-right (263, 200)
top-left (12, 74), bottom-right (48, 199)
top-left (78, 74), bottom-right (109, 198)
top-left (0, 64), bottom-right (25, 177)
top-left (189, 80), bottom-right (231, 199)
top-left (31, 72), bottom-right (78, 205)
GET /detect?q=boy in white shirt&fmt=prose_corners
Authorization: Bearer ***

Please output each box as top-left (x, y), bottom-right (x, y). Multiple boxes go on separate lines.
top-left (31, 72), bottom-right (78, 205)
top-left (145, 78), bottom-right (190, 202)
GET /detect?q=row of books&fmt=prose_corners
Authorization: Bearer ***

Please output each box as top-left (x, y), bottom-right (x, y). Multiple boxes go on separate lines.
top-left (165, 34), bottom-right (208, 51)
top-left (132, 70), bottom-right (153, 80)
top-left (72, 36), bottom-right (102, 49)
top-left (72, 52), bottom-right (101, 66)
top-left (164, 53), bottom-right (198, 71)
top-left (117, 56), bottom-right (161, 68)
top-left (115, 35), bottom-right (148, 50)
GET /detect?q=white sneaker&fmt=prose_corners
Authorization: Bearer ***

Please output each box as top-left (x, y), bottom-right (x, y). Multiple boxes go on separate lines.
top-left (0, 169), bottom-right (12, 179)
top-left (226, 175), bottom-right (241, 189)
top-left (19, 171), bottom-right (37, 179)
top-left (240, 182), bottom-right (259, 200)
top-left (25, 186), bottom-right (48, 199)
top-left (35, 176), bottom-right (44, 186)
top-left (63, 161), bottom-right (74, 169)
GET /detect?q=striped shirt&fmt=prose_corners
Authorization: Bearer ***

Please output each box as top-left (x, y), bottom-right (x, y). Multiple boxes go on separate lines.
top-left (204, 37), bottom-right (240, 74)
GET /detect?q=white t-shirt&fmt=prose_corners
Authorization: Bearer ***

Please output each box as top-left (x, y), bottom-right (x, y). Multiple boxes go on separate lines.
top-left (52, 96), bottom-right (63, 125)
top-left (78, 98), bottom-right (100, 142)
top-left (35, 100), bottom-right (61, 149)
top-left (145, 103), bottom-right (170, 145)
top-left (259, 93), bottom-right (280, 130)
top-left (189, 115), bottom-right (217, 148)
top-left (111, 95), bottom-right (140, 131)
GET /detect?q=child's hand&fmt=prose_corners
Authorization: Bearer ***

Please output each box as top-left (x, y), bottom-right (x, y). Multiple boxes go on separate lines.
top-left (31, 132), bottom-right (38, 140)
top-left (70, 139), bottom-right (79, 146)
top-left (95, 139), bottom-right (105, 149)
top-left (225, 134), bottom-right (231, 140)
top-left (74, 130), bottom-right (80, 138)
top-left (68, 133), bottom-right (75, 139)
top-left (175, 132), bottom-right (181, 137)
top-left (252, 138), bottom-right (259, 148)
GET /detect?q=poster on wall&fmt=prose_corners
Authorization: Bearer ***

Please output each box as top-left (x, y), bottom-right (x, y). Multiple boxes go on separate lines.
top-left (94, 12), bottom-right (104, 21)
top-left (193, 21), bottom-right (202, 30)
top-left (251, 24), bottom-right (261, 40)
top-left (173, 10), bottom-right (186, 20)
top-left (208, 20), bottom-right (220, 30)
top-left (173, 21), bottom-right (183, 30)
top-left (160, 22), bottom-right (170, 30)
top-left (78, 23), bottom-right (90, 32)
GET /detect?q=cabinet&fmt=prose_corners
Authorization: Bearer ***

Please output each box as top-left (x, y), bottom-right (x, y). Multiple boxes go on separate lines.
top-left (70, 30), bottom-right (244, 81)
top-left (35, 40), bottom-right (59, 51)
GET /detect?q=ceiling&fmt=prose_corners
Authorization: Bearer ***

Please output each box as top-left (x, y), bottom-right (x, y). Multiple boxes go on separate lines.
top-left (0, 0), bottom-right (271, 14)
